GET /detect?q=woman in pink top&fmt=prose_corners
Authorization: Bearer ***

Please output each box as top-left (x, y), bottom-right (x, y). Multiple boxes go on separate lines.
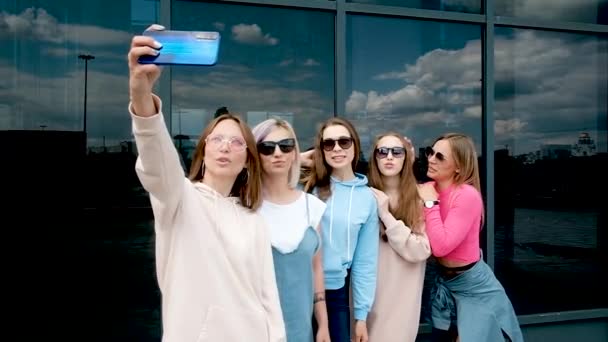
top-left (366, 133), bottom-right (431, 342)
top-left (418, 133), bottom-right (523, 342)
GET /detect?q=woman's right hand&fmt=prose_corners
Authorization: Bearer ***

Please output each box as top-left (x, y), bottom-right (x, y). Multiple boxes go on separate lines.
top-left (370, 187), bottom-right (389, 216)
top-left (127, 24), bottom-right (165, 116)
top-left (300, 149), bottom-right (314, 168)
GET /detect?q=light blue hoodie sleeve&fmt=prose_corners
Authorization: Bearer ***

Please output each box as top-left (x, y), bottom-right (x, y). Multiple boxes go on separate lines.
top-left (351, 193), bottom-right (379, 321)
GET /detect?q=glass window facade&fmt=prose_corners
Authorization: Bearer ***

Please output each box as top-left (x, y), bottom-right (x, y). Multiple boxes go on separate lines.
top-left (1, 0), bottom-right (606, 340)
top-left (493, 28), bottom-right (608, 314)
top-left (496, 0), bottom-right (608, 25)
top-left (348, 0), bottom-right (482, 14)
top-left (170, 1), bottom-right (335, 168)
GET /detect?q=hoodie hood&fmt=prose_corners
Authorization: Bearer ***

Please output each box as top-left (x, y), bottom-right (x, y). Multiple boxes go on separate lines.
top-left (330, 172), bottom-right (369, 188)
top-left (193, 181), bottom-right (240, 203)
top-left (193, 182), bottom-right (243, 236)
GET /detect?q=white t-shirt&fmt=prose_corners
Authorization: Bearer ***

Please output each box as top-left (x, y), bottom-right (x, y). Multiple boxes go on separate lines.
top-left (259, 192), bottom-right (327, 254)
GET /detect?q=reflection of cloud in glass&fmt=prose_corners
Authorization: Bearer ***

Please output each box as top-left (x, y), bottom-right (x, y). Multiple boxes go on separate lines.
top-left (495, 118), bottom-right (527, 136)
top-left (497, 0), bottom-right (607, 24)
top-left (350, 0), bottom-right (481, 13)
top-left (231, 23), bottom-right (279, 46)
top-left (0, 7), bottom-right (132, 46)
top-left (279, 59), bottom-right (294, 67)
top-left (212, 21), bottom-right (225, 31)
top-left (0, 59), bottom-right (131, 142)
top-left (171, 63), bottom-right (332, 147)
top-left (495, 29), bottom-right (607, 154)
top-left (347, 39), bottom-right (481, 126)
top-left (303, 58), bottom-right (320, 66)
top-left (172, 65), bottom-right (328, 116)
top-left (348, 29), bottom-right (607, 155)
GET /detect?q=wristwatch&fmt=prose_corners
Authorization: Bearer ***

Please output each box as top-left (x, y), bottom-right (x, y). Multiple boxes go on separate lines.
top-left (424, 199), bottom-right (440, 208)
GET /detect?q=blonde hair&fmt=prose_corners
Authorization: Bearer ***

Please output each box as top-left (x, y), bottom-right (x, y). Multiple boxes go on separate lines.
top-left (434, 133), bottom-right (484, 226)
top-left (434, 133), bottom-right (481, 192)
top-left (252, 118), bottom-right (302, 188)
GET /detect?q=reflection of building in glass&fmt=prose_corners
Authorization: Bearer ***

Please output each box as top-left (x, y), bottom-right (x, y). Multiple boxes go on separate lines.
top-left (532, 132), bottom-right (598, 160)
top-left (572, 132), bottom-right (596, 157)
top-left (541, 144), bottom-right (571, 160)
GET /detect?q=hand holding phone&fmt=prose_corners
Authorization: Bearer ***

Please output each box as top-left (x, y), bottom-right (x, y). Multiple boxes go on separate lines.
top-left (138, 30), bottom-right (221, 66)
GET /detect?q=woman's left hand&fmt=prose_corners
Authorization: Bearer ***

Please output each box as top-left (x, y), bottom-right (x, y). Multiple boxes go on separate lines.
top-left (354, 320), bottom-right (369, 342)
top-left (417, 182), bottom-right (438, 202)
top-left (315, 326), bottom-right (331, 342)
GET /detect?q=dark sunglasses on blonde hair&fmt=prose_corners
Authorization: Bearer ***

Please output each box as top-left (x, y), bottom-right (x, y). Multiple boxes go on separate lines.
top-left (375, 147), bottom-right (406, 159)
top-left (257, 138), bottom-right (296, 156)
top-left (322, 137), bottom-right (353, 151)
top-left (425, 146), bottom-right (446, 162)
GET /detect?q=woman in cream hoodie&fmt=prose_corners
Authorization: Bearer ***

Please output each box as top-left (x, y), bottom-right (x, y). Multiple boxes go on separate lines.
top-left (367, 133), bottom-right (431, 342)
top-left (127, 25), bottom-right (285, 342)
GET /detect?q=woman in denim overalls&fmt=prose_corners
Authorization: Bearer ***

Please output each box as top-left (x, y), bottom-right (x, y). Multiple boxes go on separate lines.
top-left (253, 119), bottom-right (330, 342)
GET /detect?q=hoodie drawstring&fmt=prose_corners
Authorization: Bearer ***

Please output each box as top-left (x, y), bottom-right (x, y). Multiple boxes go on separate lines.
top-left (328, 184), bottom-right (356, 260)
top-left (329, 195), bottom-right (334, 246)
top-left (346, 185), bottom-right (354, 258)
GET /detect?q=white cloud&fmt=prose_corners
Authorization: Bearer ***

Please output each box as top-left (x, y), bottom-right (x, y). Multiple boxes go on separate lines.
top-left (0, 7), bottom-right (132, 46)
top-left (348, 29), bottom-right (607, 155)
top-left (303, 58), bottom-right (320, 66)
top-left (464, 105), bottom-right (481, 118)
top-left (279, 59), bottom-right (294, 67)
top-left (231, 23), bottom-right (279, 46)
top-left (0, 59), bottom-right (131, 140)
top-left (495, 118), bottom-right (528, 136)
top-left (346, 91), bottom-right (367, 115)
top-left (212, 22), bottom-right (225, 31)
top-left (497, 0), bottom-right (604, 22)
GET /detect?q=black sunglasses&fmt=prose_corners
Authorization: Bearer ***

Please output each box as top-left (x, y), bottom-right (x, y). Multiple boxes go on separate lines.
top-left (375, 147), bottom-right (406, 159)
top-left (322, 137), bottom-right (353, 152)
top-left (425, 146), bottom-right (446, 162)
top-left (257, 138), bottom-right (296, 156)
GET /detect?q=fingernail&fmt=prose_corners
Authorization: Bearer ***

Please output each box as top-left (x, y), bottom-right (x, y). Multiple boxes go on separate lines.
top-left (151, 24), bottom-right (165, 30)
top-left (153, 41), bottom-right (163, 49)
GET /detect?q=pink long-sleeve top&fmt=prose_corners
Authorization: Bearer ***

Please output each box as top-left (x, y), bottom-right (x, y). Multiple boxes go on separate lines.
top-left (423, 183), bottom-right (483, 263)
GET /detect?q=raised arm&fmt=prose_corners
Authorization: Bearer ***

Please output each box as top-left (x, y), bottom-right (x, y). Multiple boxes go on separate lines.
top-left (381, 213), bottom-right (431, 262)
top-left (128, 25), bottom-right (186, 228)
top-left (371, 187), bottom-right (430, 262)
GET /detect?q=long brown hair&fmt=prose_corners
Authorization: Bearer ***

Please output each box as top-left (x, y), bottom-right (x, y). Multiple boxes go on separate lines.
top-left (302, 117), bottom-right (361, 201)
top-left (188, 114), bottom-right (262, 211)
top-left (368, 132), bottom-right (423, 235)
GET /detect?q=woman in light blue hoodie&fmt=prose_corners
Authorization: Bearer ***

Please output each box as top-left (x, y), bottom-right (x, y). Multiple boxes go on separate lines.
top-left (302, 118), bottom-right (379, 342)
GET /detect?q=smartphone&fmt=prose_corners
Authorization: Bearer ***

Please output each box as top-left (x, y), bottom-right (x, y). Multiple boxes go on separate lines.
top-left (138, 30), bottom-right (221, 66)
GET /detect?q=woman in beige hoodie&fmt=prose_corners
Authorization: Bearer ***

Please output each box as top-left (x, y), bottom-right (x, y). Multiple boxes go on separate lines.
top-left (366, 133), bottom-right (431, 342)
top-left (127, 25), bottom-right (286, 342)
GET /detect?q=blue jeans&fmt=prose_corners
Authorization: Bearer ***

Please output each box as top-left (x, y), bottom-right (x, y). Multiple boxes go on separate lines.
top-left (326, 283), bottom-right (350, 342)
top-left (313, 273), bottom-right (351, 342)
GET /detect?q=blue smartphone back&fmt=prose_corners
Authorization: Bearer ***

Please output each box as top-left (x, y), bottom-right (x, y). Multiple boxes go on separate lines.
top-left (138, 30), bottom-right (221, 66)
